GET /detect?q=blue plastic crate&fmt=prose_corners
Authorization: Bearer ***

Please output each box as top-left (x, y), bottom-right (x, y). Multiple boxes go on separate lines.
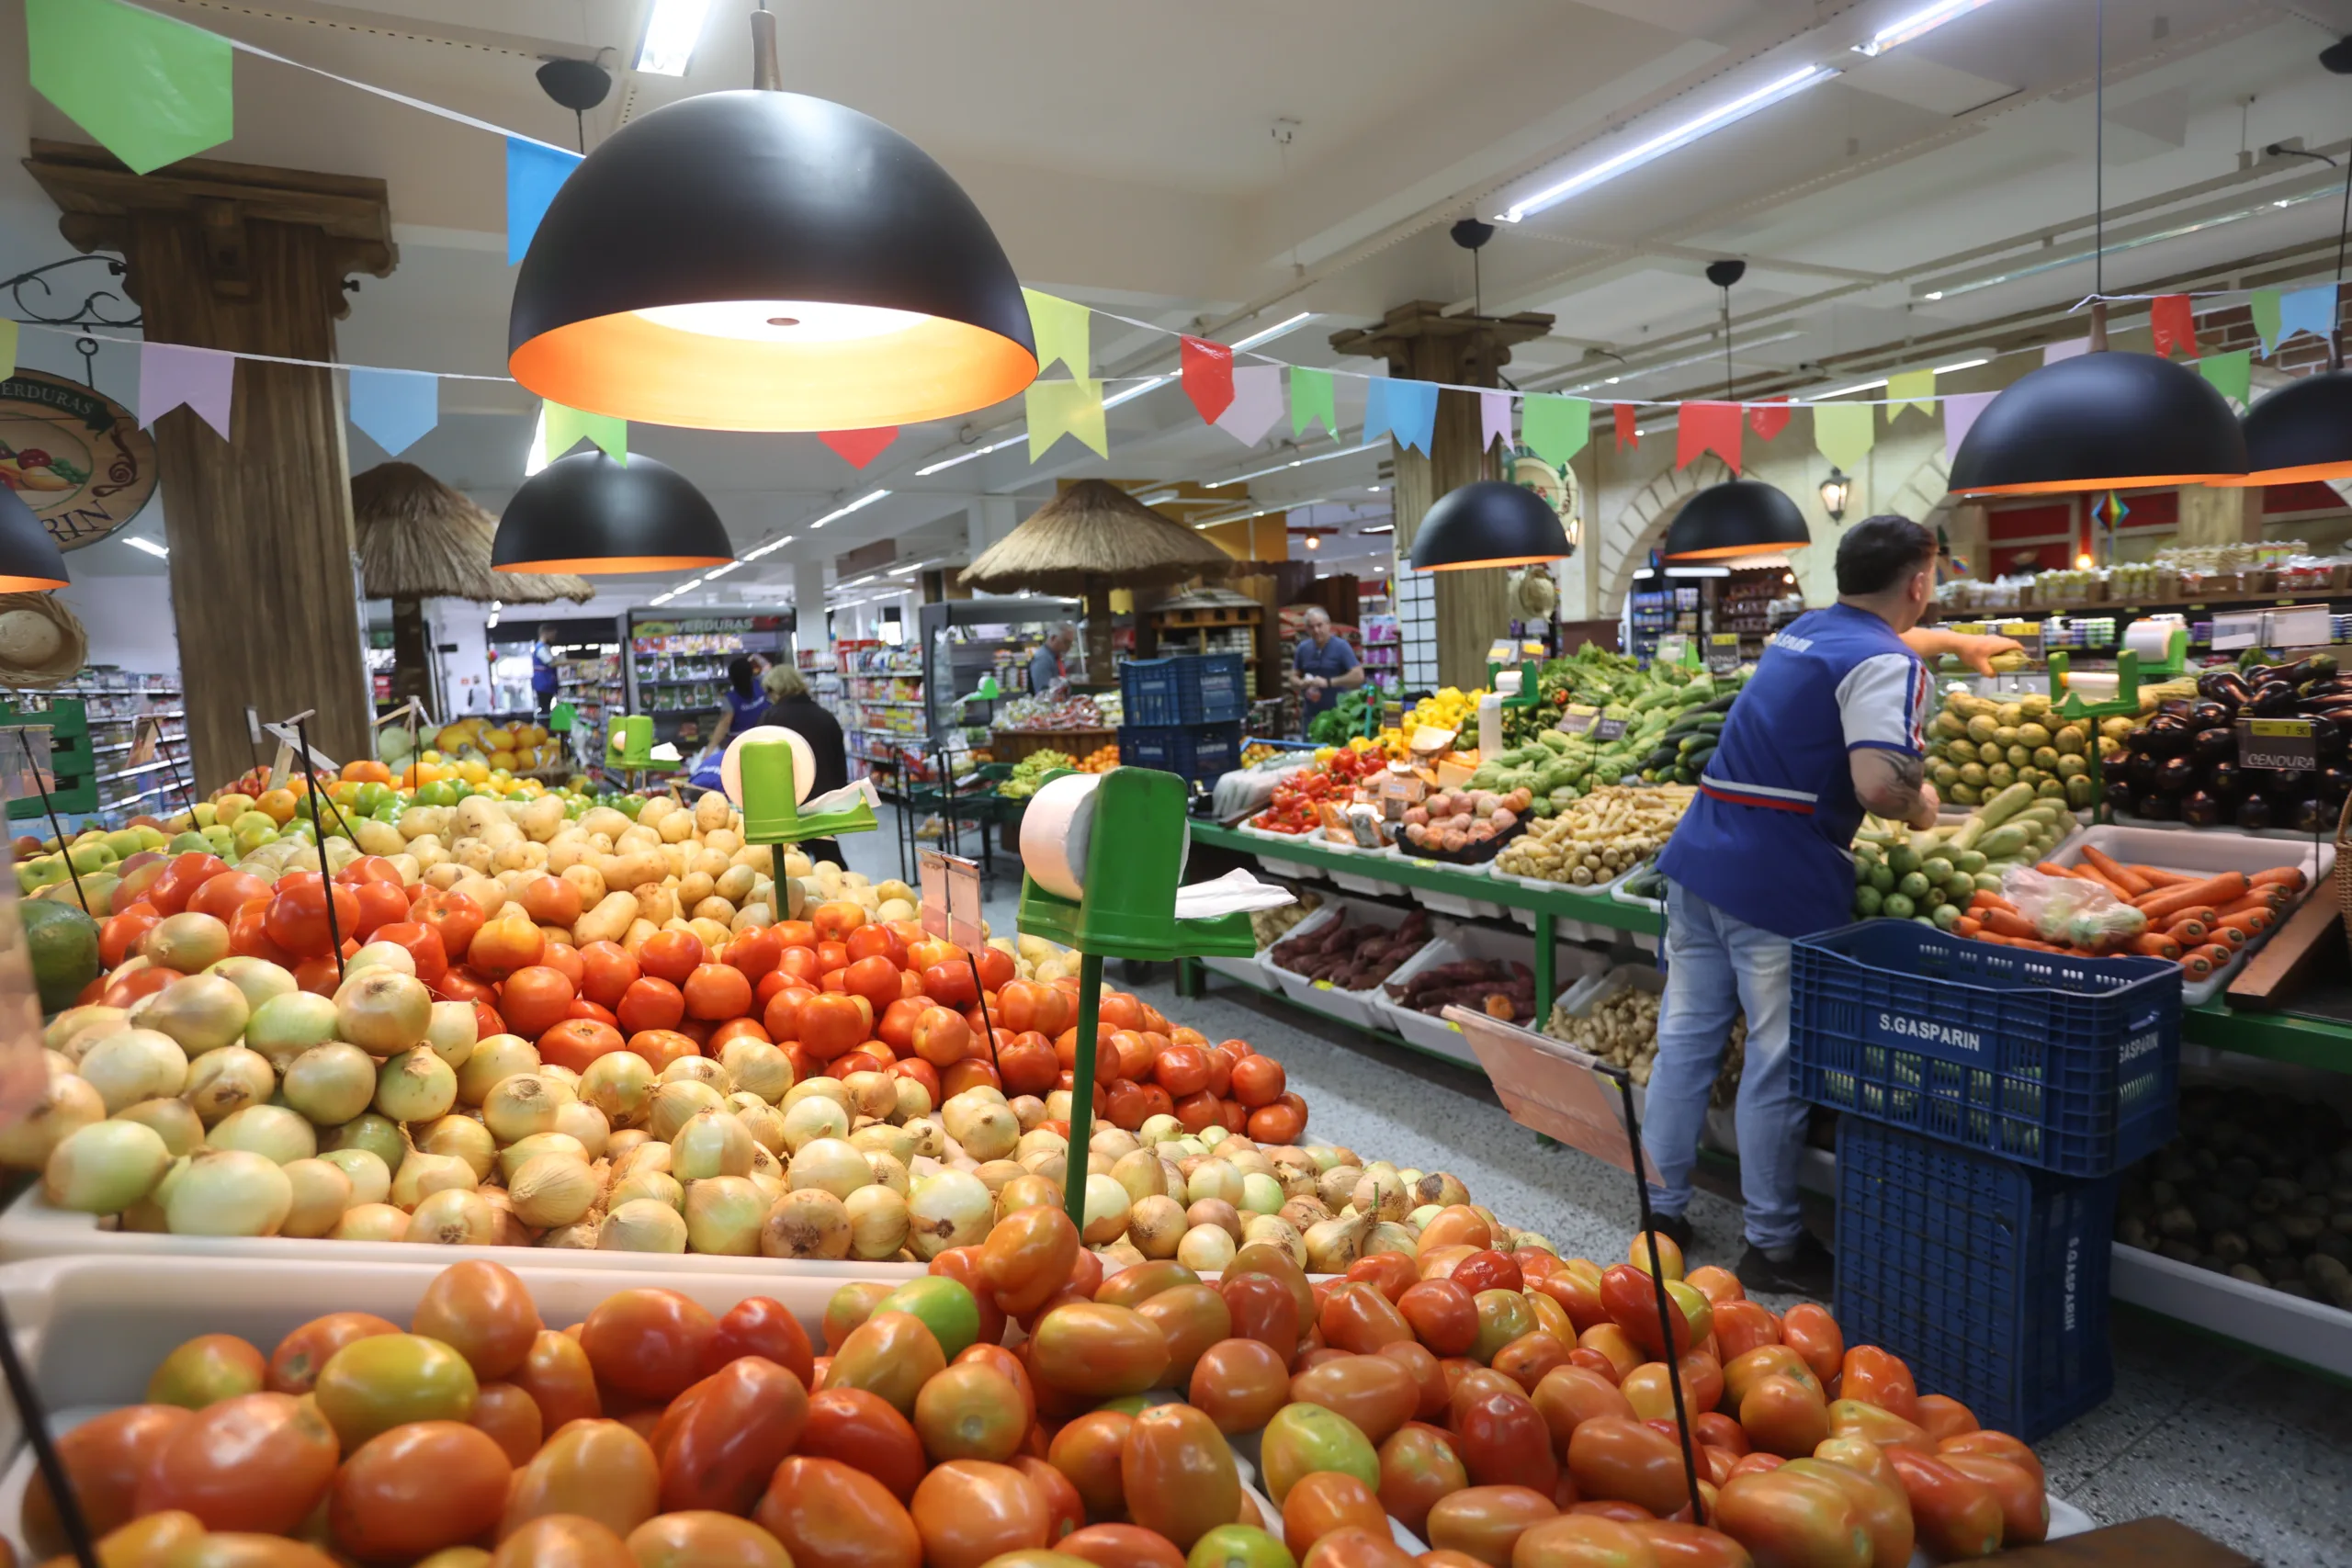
top-left (1835, 1119), bottom-right (2114, 1440)
top-left (1117, 722), bottom-right (1241, 785)
top-left (1120, 659), bottom-right (1187, 728)
top-left (1791, 920), bottom-right (2179, 1177)
top-left (1121, 655), bottom-right (1249, 726)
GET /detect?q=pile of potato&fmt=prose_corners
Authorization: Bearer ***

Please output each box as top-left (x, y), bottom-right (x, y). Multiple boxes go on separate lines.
top-left (1495, 784), bottom-right (1691, 886)
top-left (1544, 978), bottom-right (1745, 1100)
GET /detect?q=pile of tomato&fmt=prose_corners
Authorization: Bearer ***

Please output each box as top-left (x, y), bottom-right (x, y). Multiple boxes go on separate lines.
top-left (1250, 750), bottom-right (1385, 838)
top-left (87, 849), bottom-right (1308, 1145)
top-left (35, 1202), bottom-right (2046, 1568)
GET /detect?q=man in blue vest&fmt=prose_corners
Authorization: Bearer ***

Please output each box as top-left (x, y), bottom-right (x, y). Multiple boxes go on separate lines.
top-left (1645, 515), bottom-right (2015, 1295)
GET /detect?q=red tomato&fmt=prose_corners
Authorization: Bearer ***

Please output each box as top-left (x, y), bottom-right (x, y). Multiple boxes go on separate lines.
top-left (799, 1387), bottom-right (929, 1503)
top-left (413, 888), bottom-right (485, 964)
top-left (1230, 1055), bottom-right (1285, 1108)
top-left (540, 1018), bottom-right (628, 1073)
top-left (264, 881), bottom-right (360, 959)
top-left (639, 930), bottom-right (704, 985)
top-left (801, 993), bottom-right (874, 1061)
top-left (616, 976), bottom-right (686, 1034)
top-left (19, 1405), bottom-right (191, 1552)
top-left (1885, 1450), bottom-right (2002, 1561)
top-left (1454, 1388), bottom-right (1559, 1493)
top-left (368, 921), bottom-right (447, 986)
top-left (581, 1289), bottom-right (718, 1403)
top-left (134, 1393), bottom-right (339, 1534)
top-left (501, 964), bottom-right (579, 1038)
top-left (707, 1296), bottom-right (817, 1387)
top-left (1838, 1347), bottom-right (1919, 1423)
top-left (684, 962), bottom-right (755, 1021)
top-left (186, 871), bottom-right (270, 923)
top-left (660, 1354), bottom-right (810, 1515)
top-left (99, 911), bottom-right (160, 970)
top-left (328, 1419), bottom-right (512, 1562)
top-left (579, 941), bottom-right (639, 1008)
top-left (346, 879), bottom-right (409, 940)
top-left (148, 852), bottom-right (230, 917)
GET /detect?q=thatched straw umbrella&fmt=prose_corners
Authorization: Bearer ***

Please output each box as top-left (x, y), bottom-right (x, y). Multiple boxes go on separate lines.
top-left (352, 462), bottom-right (594, 710)
top-left (963, 479), bottom-right (1237, 682)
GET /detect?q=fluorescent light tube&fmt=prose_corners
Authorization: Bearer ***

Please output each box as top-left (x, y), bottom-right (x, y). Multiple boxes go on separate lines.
top-left (916, 434), bottom-right (1023, 476)
top-left (1857, 0), bottom-right (2000, 57)
top-left (524, 406), bottom-right (548, 476)
top-left (124, 536), bottom-right (170, 558)
top-left (809, 491), bottom-right (889, 529)
top-left (1501, 66), bottom-right (1839, 222)
top-left (1229, 312), bottom-right (1317, 352)
top-left (635, 0), bottom-right (710, 76)
top-left (1102, 376), bottom-right (1170, 411)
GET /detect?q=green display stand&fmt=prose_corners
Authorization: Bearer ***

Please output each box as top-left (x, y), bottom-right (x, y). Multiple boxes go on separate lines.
top-left (548, 701), bottom-right (575, 734)
top-left (605, 714), bottom-right (677, 773)
top-left (1016, 766), bottom-right (1259, 1231)
top-left (731, 734), bottom-right (879, 911)
top-left (2047, 648), bottom-right (2155, 825)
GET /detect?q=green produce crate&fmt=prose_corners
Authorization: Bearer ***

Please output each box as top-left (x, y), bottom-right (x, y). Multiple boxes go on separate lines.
top-left (0, 700), bottom-right (95, 819)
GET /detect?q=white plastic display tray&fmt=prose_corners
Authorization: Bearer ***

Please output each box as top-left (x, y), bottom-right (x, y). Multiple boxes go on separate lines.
top-left (1373, 925), bottom-right (1611, 1066)
top-left (2042, 823), bottom-right (2334, 1005)
top-left (0, 1188), bottom-right (922, 1280)
top-left (1202, 948), bottom-right (1279, 989)
top-left (2110, 1241), bottom-right (2352, 1379)
top-left (1262, 898), bottom-right (1434, 1031)
top-left (1377, 847), bottom-right (1511, 920)
top-left (1234, 821), bottom-right (1326, 881)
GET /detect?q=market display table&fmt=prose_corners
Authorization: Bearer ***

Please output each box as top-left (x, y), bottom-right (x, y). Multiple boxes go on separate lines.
top-left (991, 727), bottom-right (1114, 764)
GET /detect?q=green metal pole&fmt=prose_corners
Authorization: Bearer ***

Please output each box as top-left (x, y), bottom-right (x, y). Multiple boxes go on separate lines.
top-left (1063, 950), bottom-right (1103, 1231)
top-left (771, 845), bottom-right (789, 918)
top-left (1533, 911), bottom-right (1555, 1016)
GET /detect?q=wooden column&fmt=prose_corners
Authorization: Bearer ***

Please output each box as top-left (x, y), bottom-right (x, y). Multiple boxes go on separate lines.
top-left (27, 142), bottom-right (397, 782)
top-left (2177, 484), bottom-right (2264, 549)
top-left (1332, 301), bottom-right (1553, 691)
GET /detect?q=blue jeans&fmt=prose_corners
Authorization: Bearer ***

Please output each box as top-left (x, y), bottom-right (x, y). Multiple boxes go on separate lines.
top-left (1643, 879), bottom-right (1804, 1251)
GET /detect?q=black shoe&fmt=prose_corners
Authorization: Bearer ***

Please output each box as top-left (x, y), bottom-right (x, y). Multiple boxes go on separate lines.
top-left (1736, 1230), bottom-right (1836, 1300)
top-left (1641, 1213), bottom-right (1693, 1256)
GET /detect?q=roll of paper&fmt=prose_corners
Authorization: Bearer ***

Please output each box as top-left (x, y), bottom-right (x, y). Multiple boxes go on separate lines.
top-left (722, 725), bottom-right (819, 807)
top-left (1021, 772), bottom-right (1101, 900)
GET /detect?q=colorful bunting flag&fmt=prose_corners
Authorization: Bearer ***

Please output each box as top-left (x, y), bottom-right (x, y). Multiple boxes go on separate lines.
top-left (28, 0), bottom-right (232, 175)
top-left (1941, 391), bottom-right (1997, 464)
top-left (2278, 285), bottom-right (2337, 347)
top-left (1523, 396), bottom-right (1591, 468)
top-left (1676, 401), bottom-right (1742, 474)
top-left (2250, 290), bottom-right (2283, 355)
top-left (506, 139), bottom-right (584, 265)
top-left (1214, 367), bottom-right (1285, 446)
top-left (2043, 339), bottom-right (2090, 366)
top-left (1026, 378), bottom-right (1106, 460)
top-left (1364, 378), bottom-right (1439, 455)
top-left (0, 322), bottom-right (16, 383)
top-left (1180, 337), bottom-right (1234, 424)
top-left (347, 367), bottom-right (438, 457)
top-left (1813, 402), bottom-right (1874, 473)
top-left (2197, 350), bottom-right (2252, 406)
top-left (1747, 398), bottom-right (1791, 442)
top-left (1885, 370), bottom-right (1935, 421)
top-left (1613, 403), bottom-right (1637, 451)
top-left (544, 400), bottom-right (627, 465)
top-left (1022, 290), bottom-right (1091, 378)
top-left (1290, 367), bottom-right (1336, 438)
top-left (818, 428), bottom-right (898, 468)
top-left (1477, 390), bottom-right (1513, 454)
top-left (139, 343), bottom-right (234, 439)
top-left (2150, 294), bottom-right (2197, 358)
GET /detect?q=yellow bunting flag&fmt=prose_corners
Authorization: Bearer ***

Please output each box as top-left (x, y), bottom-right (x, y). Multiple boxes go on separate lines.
top-left (544, 400), bottom-right (627, 465)
top-left (1884, 369), bottom-right (1935, 422)
top-left (1814, 402), bottom-right (1875, 473)
top-left (1026, 378), bottom-right (1107, 461)
top-left (0, 321), bottom-right (15, 382)
top-left (1022, 288), bottom-right (1091, 378)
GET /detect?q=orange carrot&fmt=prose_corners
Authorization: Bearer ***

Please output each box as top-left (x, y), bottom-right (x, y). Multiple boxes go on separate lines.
top-left (2131, 932), bottom-right (2184, 960)
top-left (2192, 942), bottom-right (2235, 968)
top-left (2083, 846), bottom-right (2153, 897)
top-left (2135, 874), bottom-right (2249, 920)
top-left (1969, 891), bottom-right (2020, 915)
top-left (2074, 866), bottom-right (2134, 901)
top-left (2132, 866), bottom-right (2198, 886)
top-left (1953, 917), bottom-right (1983, 938)
top-left (2239, 908), bottom-right (2275, 935)
top-left (2033, 862), bottom-right (2077, 878)
top-left (1981, 908), bottom-right (2038, 941)
top-left (2180, 951), bottom-right (2214, 977)
top-left (2251, 867), bottom-right (2309, 891)
top-left (2213, 893), bottom-right (2286, 919)
top-left (2213, 921), bottom-right (2252, 950)
top-left (2162, 907), bottom-right (2220, 931)
top-left (2166, 918), bottom-right (2210, 945)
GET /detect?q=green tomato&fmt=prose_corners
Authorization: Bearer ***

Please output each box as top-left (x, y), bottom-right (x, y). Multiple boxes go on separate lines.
top-left (1886, 846), bottom-right (1920, 876)
top-left (1896, 872), bottom-right (1930, 901)
top-left (1869, 864), bottom-right (1895, 894)
top-left (1919, 857), bottom-right (1953, 884)
top-left (1932, 903), bottom-right (1962, 931)
top-left (312, 1334), bottom-right (477, 1450)
top-left (617, 795), bottom-right (647, 818)
top-left (1189, 1528), bottom-right (1297, 1568)
top-left (1946, 873), bottom-right (1978, 904)
top-left (1882, 893), bottom-right (1917, 919)
top-left (869, 1276), bottom-right (980, 1361)
top-left (1854, 886), bottom-right (1884, 917)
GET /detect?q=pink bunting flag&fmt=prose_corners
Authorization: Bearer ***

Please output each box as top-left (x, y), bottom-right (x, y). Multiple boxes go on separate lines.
top-left (819, 427), bottom-right (898, 468)
top-left (1941, 391), bottom-right (1998, 464)
top-left (1747, 398), bottom-right (1791, 442)
top-left (1181, 336), bottom-right (1234, 423)
top-left (2151, 295), bottom-right (2197, 359)
top-left (1478, 390), bottom-right (1514, 453)
top-left (139, 342), bottom-right (234, 440)
top-left (1677, 401), bottom-right (1742, 474)
top-left (1613, 403), bottom-right (1638, 451)
top-left (1213, 365), bottom-right (1284, 446)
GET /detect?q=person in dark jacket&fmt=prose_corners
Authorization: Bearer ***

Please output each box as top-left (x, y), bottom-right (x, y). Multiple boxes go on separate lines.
top-left (760, 662), bottom-right (851, 870)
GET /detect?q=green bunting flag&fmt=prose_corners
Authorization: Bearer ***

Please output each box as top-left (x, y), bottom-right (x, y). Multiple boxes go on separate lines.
top-left (1026, 379), bottom-right (1107, 460)
top-left (1022, 289), bottom-right (1091, 378)
top-left (28, 0), bottom-right (234, 175)
top-left (1814, 402), bottom-right (1875, 472)
top-left (543, 400), bottom-right (627, 465)
top-left (1290, 367), bottom-right (1336, 437)
top-left (2249, 291), bottom-right (2283, 355)
top-left (2196, 350), bottom-right (2251, 407)
top-left (1521, 395), bottom-right (1590, 467)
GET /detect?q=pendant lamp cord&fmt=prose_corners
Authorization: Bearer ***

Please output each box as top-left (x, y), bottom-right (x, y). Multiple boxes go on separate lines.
top-left (2094, 0), bottom-right (2104, 299)
top-left (1722, 286), bottom-right (1735, 400)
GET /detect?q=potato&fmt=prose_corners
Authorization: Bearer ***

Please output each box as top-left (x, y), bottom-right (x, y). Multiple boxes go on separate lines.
top-left (715, 864), bottom-right (757, 904)
top-left (579, 807), bottom-right (630, 841)
top-left (636, 795), bottom-right (675, 824)
top-left (876, 879), bottom-right (915, 907)
top-left (704, 829), bottom-right (741, 858)
top-left (656, 810), bottom-right (694, 845)
top-left (633, 884), bottom-right (680, 926)
top-left (398, 806), bottom-right (452, 841)
top-left (450, 873), bottom-right (508, 919)
top-left (602, 850), bottom-right (668, 894)
top-left (456, 840), bottom-right (496, 874)
top-left (413, 841), bottom-right (450, 874)
top-left (574, 891), bottom-right (638, 947)
top-left (520, 795), bottom-right (567, 843)
top-left (389, 854), bottom-right (422, 886)
top-left (622, 919), bottom-right (659, 954)
top-left (876, 897), bottom-right (915, 923)
top-left (692, 895), bottom-right (736, 925)
top-left (453, 795), bottom-right (505, 840)
top-left (690, 847), bottom-right (731, 881)
top-left (588, 831), bottom-right (616, 855)
top-left (731, 845), bottom-right (769, 871)
top-left (729, 902), bottom-right (774, 932)
top-left (786, 851), bottom-right (812, 879)
top-left (688, 917), bottom-right (731, 953)
top-left (674, 871), bottom-right (717, 908)
top-left (492, 840), bottom-right (548, 874)
top-left (695, 791), bottom-right (732, 833)
top-left (616, 825), bottom-right (662, 855)
top-left (545, 835), bottom-right (590, 874)
top-left (353, 818), bottom-right (406, 858)
top-left (560, 863), bottom-right (605, 908)
top-left (661, 843), bottom-right (691, 878)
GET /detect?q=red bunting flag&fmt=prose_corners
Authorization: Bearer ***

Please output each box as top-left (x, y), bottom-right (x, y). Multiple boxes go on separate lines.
top-left (1613, 403), bottom-right (1638, 451)
top-left (819, 427), bottom-right (898, 468)
top-left (2151, 294), bottom-right (2198, 359)
top-left (1677, 401), bottom-right (1743, 474)
top-left (1181, 336), bottom-right (1235, 423)
top-left (1747, 398), bottom-right (1792, 442)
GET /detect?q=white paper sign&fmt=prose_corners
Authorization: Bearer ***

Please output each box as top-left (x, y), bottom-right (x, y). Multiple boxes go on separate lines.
top-left (2266, 605), bottom-right (2334, 650)
top-left (2210, 612), bottom-right (2262, 651)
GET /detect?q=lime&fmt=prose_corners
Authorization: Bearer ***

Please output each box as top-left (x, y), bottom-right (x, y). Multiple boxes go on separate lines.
top-left (21, 899), bottom-right (98, 1013)
top-left (870, 1276), bottom-right (980, 1360)
top-left (1189, 1528), bottom-right (1296, 1568)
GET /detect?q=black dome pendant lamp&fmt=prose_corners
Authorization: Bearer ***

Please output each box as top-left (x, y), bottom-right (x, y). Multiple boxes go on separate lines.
top-left (1949, 0), bottom-right (2246, 496)
top-left (507, 8), bottom-right (1036, 433)
top-left (492, 451), bottom-right (734, 575)
top-left (0, 488), bottom-right (69, 592)
top-left (1408, 480), bottom-right (1572, 570)
top-left (2230, 39), bottom-right (2352, 487)
top-left (1663, 260), bottom-right (1812, 560)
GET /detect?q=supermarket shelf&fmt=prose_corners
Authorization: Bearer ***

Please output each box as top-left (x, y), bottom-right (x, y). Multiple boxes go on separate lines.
top-left (96, 761), bottom-right (179, 784)
top-left (2181, 999), bottom-right (2352, 1074)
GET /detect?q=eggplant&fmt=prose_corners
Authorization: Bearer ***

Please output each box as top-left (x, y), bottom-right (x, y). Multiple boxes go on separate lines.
top-left (2247, 681), bottom-right (2301, 716)
top-left (2158, 698), bottom-right (2197, 722)
top-left (2269, 768), bottom-right (2312, 795)
top-left (2199, 670), bottom-right (2253, 706)
top-left (2292, 797), bottom-right (2334, 835)
top-left (2140, 717), bottom-right (2195, 757)
top-left (2324, 765), bottom-right (2352, 798)
top-left (2209, 759), bottom-right (2246, 795)
top-left (2125, 750), bottom-right (2162, 788)
top-left (2304, 653), bottom-right (2339, 682)
top-left (2103, 779), bottom-right (2138, 814)
top-left (2124, 726), bottom-right (2156, 755)
top-left (2305, 676), bottom-right (2352, 699)
top-left (2188, 701), bottom-right (2233, 730)
top-left (2136, 792), bottom-right (2182, 821)
top-left (2191, 726), bottom-right (2237, 764)
top-left (2180, 790), bottom-right (2224, 828)
top-left (2236, 793), bottom-right (2277, 831)
top-left (2155, 756), bottom-right (2199, 793)
top-left (2319, 714), bottom-right (2350, 761)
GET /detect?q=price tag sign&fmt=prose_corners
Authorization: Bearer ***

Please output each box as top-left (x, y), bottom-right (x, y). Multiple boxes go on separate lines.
top-left (1487, 638), bottom-right (1521, 666)
top-left (1555, 703), bottom-right (1601, 737)
top-left (1594, 716), bottom-right (1629, 742)
top-left (917, 850), bottom-right (949, 939)
top-left (1707, 633), bottom-right (1742, 674)
top-left (1655, 634), bottom-right (1690, 668)
top-left (2211, 611), bottom-right (2263, 651)
top-left (2266, 605), bottom-right (2334, 650)
top-left (2239, 716), bottom-right (2317, 772)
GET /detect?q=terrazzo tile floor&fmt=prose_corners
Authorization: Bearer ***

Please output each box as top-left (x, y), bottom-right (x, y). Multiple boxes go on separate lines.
top-left (839, 810), bottom-right (2352, 1566)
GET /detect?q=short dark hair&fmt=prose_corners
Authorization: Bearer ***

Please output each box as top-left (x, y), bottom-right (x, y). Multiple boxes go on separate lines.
top-left (1836, 514), bottom-right (1937, 597)
top-left (728, 655), bottom-right (758, 699)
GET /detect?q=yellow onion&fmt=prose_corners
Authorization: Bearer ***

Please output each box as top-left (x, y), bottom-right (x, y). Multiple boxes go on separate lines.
top-left (116, 1098), bottom-right (203, 1158)
top-left (204, 956), bottom-right (296, 1014)
top-left (553, 1101), bottom-right (610, 1160)
top-left (390, 1150), bottom-right (476, 1210)
top-left (335, 969), bottom-right (434, 1056)
top-left (599, 1197), bottom-right (688, 1252)
top-left (320, 1147), bottom-right (391, 1207)
top-left (416, 1114), bottom-right (498, 1181)
top-left (782, 1078), bottom-right (850, 1113)
top-left (43, 1118), bottom-right (171, 1213)
top-left (1240, 1172), bottom-right (1285, 1215)
top-left (345, 941), bottom-right (415, 976)
top-left (736, 1102), bottom-right (788, 1155)
top-left (538, 1065), bottom-right (582, 1097)
top-left (243, 992), bottom-right (337, 1073)
top-left (1137, 1113), bottom-right (1182, 1145)
top-left (785, 1137), bottom-right (868, 1199)
top-left (846, 1184), bottom-right (909, 1259)
top-left (279, 1157), bottom-right (353, 1238)
top-left (1126, 1194), bottom-right (1186, 1258)
top-left (1014, 1129), bottom-right (1067, 1165)
top-left (182, 1044), bottom-right (273, 1126)
top-left (375, 1048), bottom-right (458, 1125)
top-left (323, 1112), bottom-right (404, 1175)
top-left (759, 1190), bottom-right (851, 1259)
top-left (606, 1128), bottom-right (651, 1162)
top-left (1010, 1096), bottom-right (1047, 1133)
top-left (673, 1109), bottom-right (756, 1181)
top-left (908, 1170), bottom-right (993, 1258)
top-left (778, 1096), bottom-right (849, 1154)
top-left (650, 1080), bottom-right (726, 1143)
top-left (456, 1034), bottom-right (539, 1106)
top-left (660, 1056), bottom-right (732, 1095)
top-left (1111, 1149), bottom-right (1166, 1206)
top-left (609, 1169), bottom-right (684, 1213)
top-left (538, 1222), bottom-right (599, 1248)
top-left (483, 1074), bottom-right (563, 1144)
top-left (498, 1132), bottom-right (591, 1183)
top-left (684, 1174), bottom-right (765, 1254)
top-left (1177, 1223), bottom-right (1238, 1273)
top-left (611, 1138), bottom-right (672, 1182)
top-left (165, 1149), bottom-right (293, 1236)
top-left (865, 1151), bottom-right (911, 1197)
top-left (78, 1030), bottom-right (188, 1114)
top-left (1245, 1213), bottom-right (1307, 1269)
top-left (424, 1000), bottom-right (479, 1069)
top-left (1080, 1174), bottom-right (1132, 1245)
top-left (998, 1174), bottom-right (1060, 1214)
top-left (1187, 1158), bottom-right (1243, 1208)
top-left (581, 1053), bottom-right (657, 1129)
top-left (894, 1078), bottom-right (933, 1122)
top-left (510, 1154), bottom-right (599, 1229)
top-left (718, 1039), bottom-right (792, 1103)
top-left (282, 1043), bottom-right (377, 1126)
top-left (406, 1187), bottom-right (499, 1246)
top-left (209, 1104), bottom-right (316, 1166)
top-left (1188, 1198), bottom-right (1244, 1241)
top-left (332, 1201), bottom-right (410, 1241)
top-left (942, 1094), bottom-right (1018, 1163)
top-left (901, 1116), bottom-right (947, 1161)
top-left (841, 1071), bottom-right (896, 1122)
top-left (137, 972), bottom-right (247, 1056)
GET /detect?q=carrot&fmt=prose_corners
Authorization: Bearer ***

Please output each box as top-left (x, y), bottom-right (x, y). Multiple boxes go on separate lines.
top-left (2083, 846), bottom-right (2154, 897)
top-left (2132, 866), bottom-right (2198, 887)
top-left (2213, 921), bottom-right (2252, 950)
top-left (2213, 893), bottom-right (2286, 919)
top-left (2032, 862), bottom-right (2077, 878)
top-left (2162, 907), bottom-right (2219, 931)
top-left (1969, 891), bottom-right (2020, 915)
top-left (2180, 951), bottom-right (2214, 977)
top-left (2135, 874), bottom-right (2249, 920)
top-left (1981, 908), bottom-right (2039, 941)
top-left (2131, 932), bottom-right (2184, 960)
top-left (2074, 866), bottom-right (2134, 901)
top-left (2239, 908), bottom-right (2275, 935)
top-left (2166, 918), bottom-right (2210, 945)
top-left (2192, 942), bottom-right (2235, 968)
top-left (2251, 867), bottom-right (2309, 891)
top-left (1953, 917), bottom-right (1983, 938)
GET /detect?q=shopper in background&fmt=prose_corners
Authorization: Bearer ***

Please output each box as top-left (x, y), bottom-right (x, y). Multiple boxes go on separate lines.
top-left (531, 626), bottom-right (560, 717)
top-left (1027, 624), bottom-right (1076, 693)
top-left (1645, 515), bottom-right (2019, 1296)
top-left (709, 656), bottom-right (767, 752)
top-left (761, 663), bottom-right (851, 869)
top-left (1291, 607), bottom-right (1364, 738)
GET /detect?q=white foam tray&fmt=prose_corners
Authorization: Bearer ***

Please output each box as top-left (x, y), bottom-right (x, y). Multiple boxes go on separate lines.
top-left (2110, 1241), bottom-right (2352, 1379)
top-left (1374, 926), bottom-right (1611, 1066)
top-left (1234, 821), bottom-right (1327, 881)
top-left (1378, 848), bottom-right (1511, 920)
top-left (1262, 898), bottom-right (1433, 1031)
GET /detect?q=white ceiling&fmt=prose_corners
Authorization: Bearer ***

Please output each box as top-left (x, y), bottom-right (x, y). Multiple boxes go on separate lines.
top-left (9, 0), bottom-right (2352, 606)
